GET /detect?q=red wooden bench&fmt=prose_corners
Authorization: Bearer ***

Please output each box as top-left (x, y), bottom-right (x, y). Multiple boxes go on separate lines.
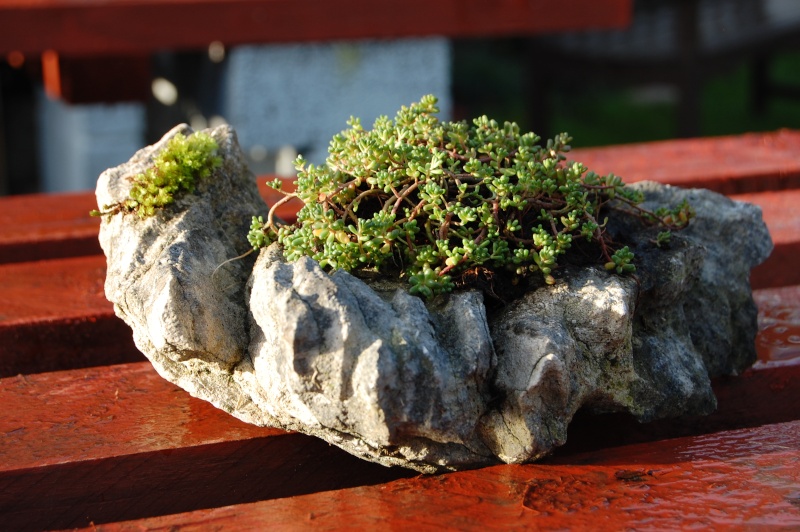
top-left (0, 0), bottom-right (631, 103)
top-left (0, 0), bottom-right (632, 56)
top-left (0, 130), bottom-right (799, 529)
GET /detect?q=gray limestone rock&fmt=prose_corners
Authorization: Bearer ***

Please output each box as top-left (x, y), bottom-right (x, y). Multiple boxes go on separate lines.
top-left (97, 125), bottom-right (772, 473)
top-left (97, 123), bottom-right (272, 426)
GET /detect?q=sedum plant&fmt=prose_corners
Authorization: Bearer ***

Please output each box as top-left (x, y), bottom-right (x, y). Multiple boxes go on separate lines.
top-left (249, 95), bottom-right (693, 298)
top-left (92, 131), bottom-right (221, 218)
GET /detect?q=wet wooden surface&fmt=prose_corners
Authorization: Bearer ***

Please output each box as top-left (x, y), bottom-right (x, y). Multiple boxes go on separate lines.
top-left (0, 180), bottom-right (295, 264)
top-left (569, 129), bottom-right (800, 194)
top-left (0, 363), bottom-right (413, 529)
top-left (739, 190), bottom-right (800, 289)
top-left (0, 255), bottom-right (142, 377)
top-left (86, 421), bottom-right (800, 531)
top-left (2, 347), bottom-right (797, 529)
top-left (0, 131), bottom-right (798, 529)
top-left (0, 252), bottom-right (796, 375)
top-left (3, 130), bottom-right (798, 263)
top-left (2, 187), bottom-right (797, 378)
top-left (0, 191), bottom-right (102, 263)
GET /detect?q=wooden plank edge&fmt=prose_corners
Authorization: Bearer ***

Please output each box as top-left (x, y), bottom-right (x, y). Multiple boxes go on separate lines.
top-left (3, 130), bottom-right (797, 264)
top-left (734, 189), bottom-right (800, 289)
top-left (0, 249), bottom-right (796, 375)
top-left (2, 338), bottom-right (796, 473)
top-left (0, 255), bottom-right (141, 377)
top-left (0, 236), bottom-right (102, 265)
top-left (0, 361), bottom-right (413, 529)
top-left (0, 190), bottom-right (101, 264)
top-left (83, 421), bottom-right (800, 530)
top-left (0, 0), bottom-right (631, 56)
top-left (0, 358), bottom-right (797, 526)
top-left (0, 183), bottom-right (294, 265)
top-left (570, 129), bottom-right (800, 194)
top-left (0, 314), bottom-right (142, 378)
top-left (753, 284), bottom-right (800, 368)
top-left (0, 436), bottom-right (413, 531)
top-left (1, 332), bottom-right (793, 527)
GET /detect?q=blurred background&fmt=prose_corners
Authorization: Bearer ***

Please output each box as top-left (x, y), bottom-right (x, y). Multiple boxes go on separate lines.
top-left (1, 0), bottom-right (800, 196)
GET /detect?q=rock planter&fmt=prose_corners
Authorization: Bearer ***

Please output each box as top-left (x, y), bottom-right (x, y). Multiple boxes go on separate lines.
top-left (96, 124), bottom-right (772, 473)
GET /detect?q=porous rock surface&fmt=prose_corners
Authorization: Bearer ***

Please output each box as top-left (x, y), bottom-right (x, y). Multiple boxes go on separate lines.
top-left (97, 125), bottom-right (772, 473)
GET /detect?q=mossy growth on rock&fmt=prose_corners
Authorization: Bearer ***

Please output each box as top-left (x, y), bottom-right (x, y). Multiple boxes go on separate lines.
top-left (249, 95), bottom-right (693, 298)
top-left (92, 131), bottom-right (221, 218)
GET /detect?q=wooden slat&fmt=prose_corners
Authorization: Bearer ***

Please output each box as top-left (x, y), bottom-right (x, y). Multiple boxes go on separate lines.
top-left (1, 184), bottom-right (794, 378)
top-left (0, 191), bottom-right (102, 264)
top-left (0, 241), bottom-right (794, 373)
top-left (0, 131), bottom-right (797, 529)
top-left (0, 255), bottom-right (142, 377)
top-left (83, 420), bottom-right (800, 530)
top-left (0, 0), bottom-right (631, 56)
top-left (0, 362), bottom-right (414, 531)
top-left (570, 129), bottom-right (800, 194)
top-left (4, 360), bottom-right (792, 473)
top-left (736, 190), bottom-right (800, 289)
top-left (43, 53), bottom-right (152, 104)
top-left (0, 181), bottom-right (292, 265)
top-left (0, 363), bottom-right (275, 471)
top-left (2, 131), bottom-right (797, 265)
top-left (1, 253), bottom-right (796, 378)
top-left (754, 284), bottom-right (800, 366)
top-left (0, 308), bottom-right (797, 527)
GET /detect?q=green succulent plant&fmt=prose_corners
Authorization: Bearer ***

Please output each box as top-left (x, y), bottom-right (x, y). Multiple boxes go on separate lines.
top-left (249, 95), bottom-right (693, 298)
top-left (92, 131), bottom-right (221, 218)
